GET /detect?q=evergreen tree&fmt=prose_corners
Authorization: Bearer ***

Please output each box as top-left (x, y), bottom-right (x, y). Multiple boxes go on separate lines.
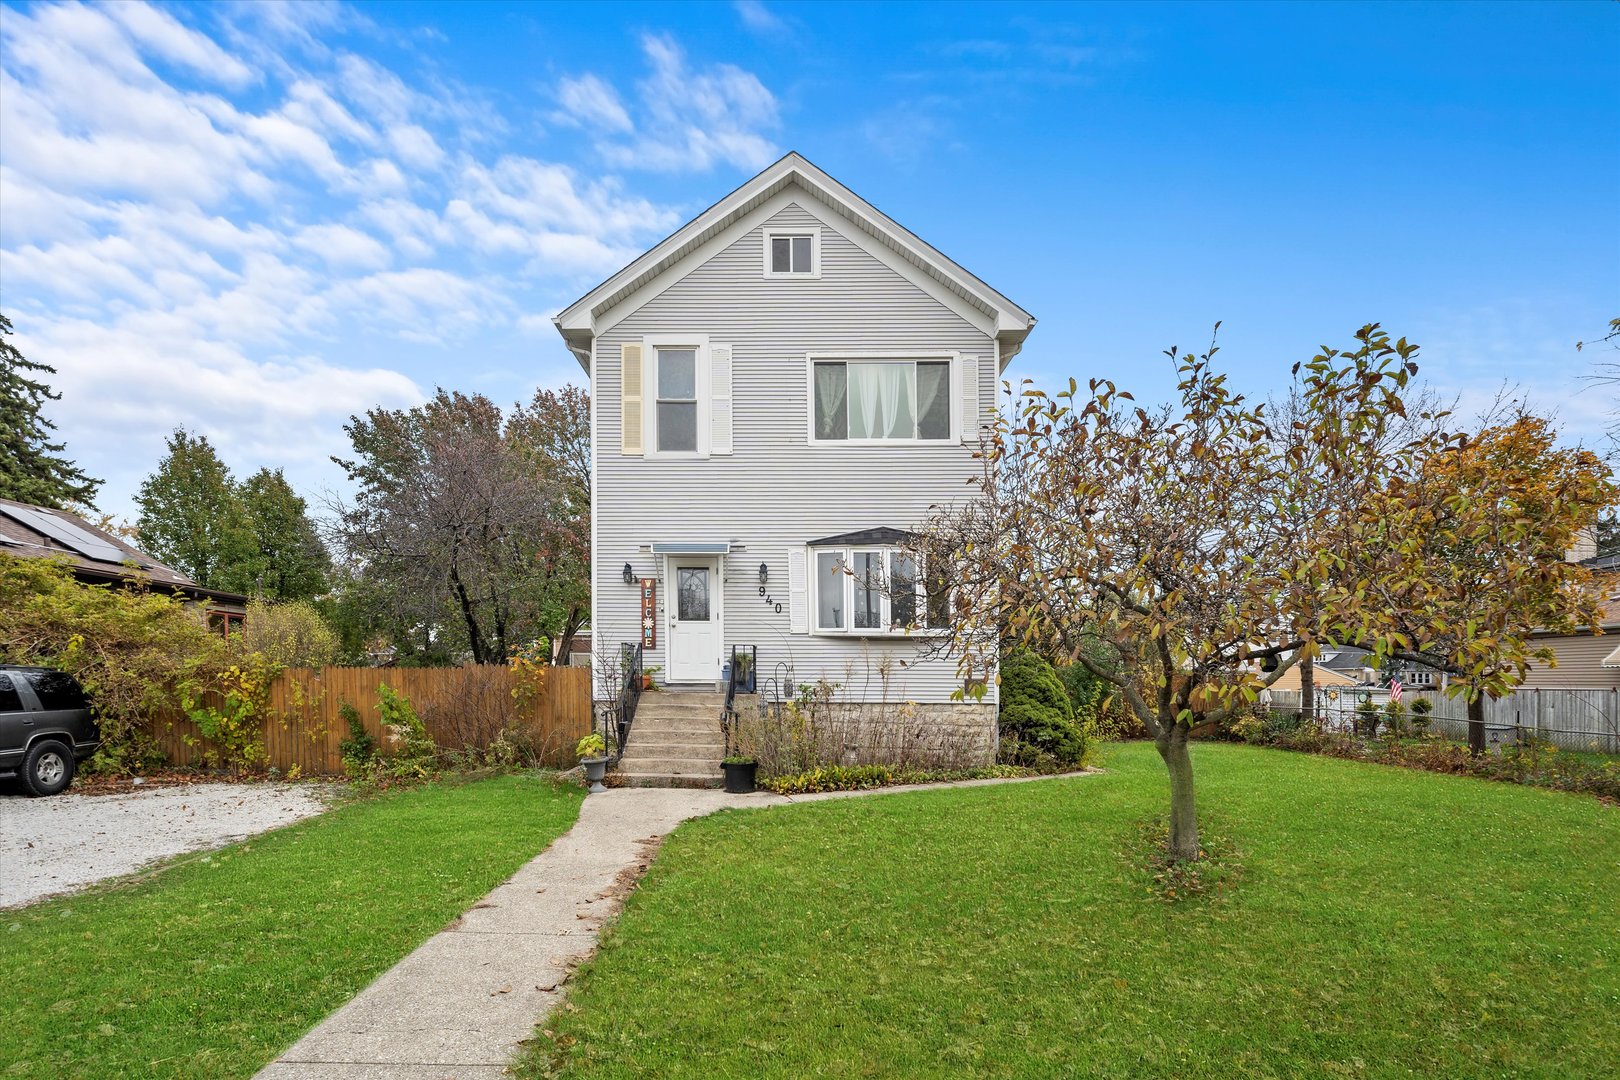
top-left (0, 313), bottom-right (101, 509)
top-left (240, 468), bottom-right (331, 601)
top-left (135, 429), bottom-right (259, 592)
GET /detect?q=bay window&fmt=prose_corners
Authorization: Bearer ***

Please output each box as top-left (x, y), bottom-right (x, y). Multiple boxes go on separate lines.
top-left (812, 359), bottom-right (952, 442)
top-left (812, 546), bottom-right (949, 634)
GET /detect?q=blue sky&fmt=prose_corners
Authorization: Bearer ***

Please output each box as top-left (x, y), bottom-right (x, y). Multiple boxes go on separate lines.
top-left (1, 0), bottom-right (1615, 517)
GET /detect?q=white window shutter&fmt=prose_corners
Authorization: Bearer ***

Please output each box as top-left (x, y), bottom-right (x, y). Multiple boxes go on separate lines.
top-left (620, 344), bottom-right (644, 456)
top-left (787, 548), bottom-right (808, 634)
top-left (710, 344), bottom-right (733, 455)
top-left (959, 355), bottom-right (981, 443)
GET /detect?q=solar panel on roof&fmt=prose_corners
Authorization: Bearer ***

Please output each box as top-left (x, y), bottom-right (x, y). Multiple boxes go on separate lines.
top-left (0, 505), bottom-right (149, 567)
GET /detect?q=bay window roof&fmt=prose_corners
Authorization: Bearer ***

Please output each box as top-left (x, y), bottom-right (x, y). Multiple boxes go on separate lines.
top-left (807, 526), bottom-right (914, 547)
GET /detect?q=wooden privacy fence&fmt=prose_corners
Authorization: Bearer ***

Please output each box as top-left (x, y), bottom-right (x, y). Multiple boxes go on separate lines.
top-left (151, 664), bottom-right (592, 774)
top-left (1268, 686), bottom-right (1620, 753)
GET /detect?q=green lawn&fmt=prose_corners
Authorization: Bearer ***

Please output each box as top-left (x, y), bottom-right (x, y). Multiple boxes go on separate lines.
top-left (525, 743), bottom-right (1618, 1080)
top-left (1, 772), bottom-right (582, 1080)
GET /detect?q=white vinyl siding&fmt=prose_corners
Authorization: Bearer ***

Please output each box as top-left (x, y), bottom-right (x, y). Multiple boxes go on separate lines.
top-left (594, 197), bottom-right (997, 703)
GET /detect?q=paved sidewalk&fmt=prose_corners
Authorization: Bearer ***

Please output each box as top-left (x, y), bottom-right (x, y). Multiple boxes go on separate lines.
top-left (257, 772), bottom-right (1092, 1079)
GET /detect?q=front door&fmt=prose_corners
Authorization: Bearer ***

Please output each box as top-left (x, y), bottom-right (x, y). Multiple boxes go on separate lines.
top-left (666, 557), bottom-right (722, 683)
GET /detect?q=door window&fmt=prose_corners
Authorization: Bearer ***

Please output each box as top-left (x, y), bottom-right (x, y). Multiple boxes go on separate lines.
top-left (0, 675), bottom-right (22, 713)
top-left (677, 567), bottom-right (710, 621)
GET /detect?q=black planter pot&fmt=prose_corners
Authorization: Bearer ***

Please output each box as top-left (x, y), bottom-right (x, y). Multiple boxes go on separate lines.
top-left (722, 760), bottom-right (758, 794)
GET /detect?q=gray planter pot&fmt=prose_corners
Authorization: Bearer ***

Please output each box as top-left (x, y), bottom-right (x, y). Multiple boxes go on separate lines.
top-left (581, 755), bottom-right (609, 794)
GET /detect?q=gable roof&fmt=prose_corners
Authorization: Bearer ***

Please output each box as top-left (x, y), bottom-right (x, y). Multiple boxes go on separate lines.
top-left (0, 496), bottom-right (247, 606)
top-left (553, 152), bottom-right (1035, 370)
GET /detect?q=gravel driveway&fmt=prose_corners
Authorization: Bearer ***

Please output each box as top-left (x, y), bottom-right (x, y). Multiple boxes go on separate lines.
top-left (0, 783), bottom-right (334, 908)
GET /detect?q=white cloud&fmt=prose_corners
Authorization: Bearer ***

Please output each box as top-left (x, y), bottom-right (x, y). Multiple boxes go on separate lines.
top-left (0, 2), bottom-right (778, 511)
top-left (294, 223), bottom-right (392, 269)
top-left (734, 1), bottom-right (790, 37)
top-left (554, 73), bottom-right (633, 133)
top-left (558, 34), bottom-right (780, 174)
top-left (104, 3), bottom-right (256, 88)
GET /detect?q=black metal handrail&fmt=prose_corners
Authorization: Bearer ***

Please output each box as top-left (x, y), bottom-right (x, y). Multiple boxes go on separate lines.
top-left (721, 645), bottom-right (756, 758)
top-left (597, 642), bottom-right (643, 766)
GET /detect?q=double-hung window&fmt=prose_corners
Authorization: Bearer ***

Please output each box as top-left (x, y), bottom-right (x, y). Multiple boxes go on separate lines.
top-left (655, 347), bottom-right (699, 453)
top-left (812, 358), bottom-right (951, 442)
top-left (764, 226), bottom-right (819, 277)
top-left (812, 546), bottom-right (950, 635)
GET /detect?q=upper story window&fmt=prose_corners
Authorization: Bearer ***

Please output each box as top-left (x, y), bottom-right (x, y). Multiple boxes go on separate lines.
top-left (812, 358), bottom-right (952, 443)
top-left (763, 226), bottom-right (820, 278)
top-left (813, 546), bottom-right (951, 635)
top-left (655, 347), bottom-right (700, 453)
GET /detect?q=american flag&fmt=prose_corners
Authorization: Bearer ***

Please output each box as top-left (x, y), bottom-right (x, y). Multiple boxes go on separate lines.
top-left (1390, 678), bottom-right (1403, 704)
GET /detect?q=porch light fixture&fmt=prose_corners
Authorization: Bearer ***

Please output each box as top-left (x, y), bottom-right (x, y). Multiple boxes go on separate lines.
top-left (758, 561), bottom-right (769, 584)
top-left (622, 562), bottom-right (635, 585)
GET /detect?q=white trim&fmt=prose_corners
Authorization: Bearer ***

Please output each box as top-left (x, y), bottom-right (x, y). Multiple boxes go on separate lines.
top-left (589, 338), bottom-right (600, 698)
top-left (762, 224), bottom-right (822, 278)
top-left (804, 351), bottom-right (961, 446)
top-left (642, 333), bottom-right (711, 460)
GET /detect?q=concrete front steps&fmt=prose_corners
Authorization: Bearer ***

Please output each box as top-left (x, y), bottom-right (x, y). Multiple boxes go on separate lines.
top-left (615, 690), bottom-right (727, 788)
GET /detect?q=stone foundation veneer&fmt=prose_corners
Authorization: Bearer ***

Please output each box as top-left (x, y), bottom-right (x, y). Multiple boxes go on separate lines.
top-left (733, 695), bottom-right (998, 768)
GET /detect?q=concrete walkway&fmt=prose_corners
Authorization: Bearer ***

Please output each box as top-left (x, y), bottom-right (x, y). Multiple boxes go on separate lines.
top-left (257, 772), bottom-right (1092, 1079)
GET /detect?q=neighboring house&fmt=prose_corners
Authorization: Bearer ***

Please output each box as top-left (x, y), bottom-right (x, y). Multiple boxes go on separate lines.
top-left (1266, 662), bottom-right (1358, 692)
top-left (1318, 646), bottom-right (1376, 684)
top-left (1518, 554), bottom-right (1620, 690)
top-left (554, 152), bottom-right (1033, 763)
top-left (0, 497), bottom-right (248, 632)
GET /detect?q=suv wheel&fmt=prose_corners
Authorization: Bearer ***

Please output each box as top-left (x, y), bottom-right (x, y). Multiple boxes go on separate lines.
top-left (21, 740), bottom-right (75, 797)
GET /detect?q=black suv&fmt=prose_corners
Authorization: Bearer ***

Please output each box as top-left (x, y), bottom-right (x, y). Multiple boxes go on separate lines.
top-left (0, 666), bottom-right (100, 796)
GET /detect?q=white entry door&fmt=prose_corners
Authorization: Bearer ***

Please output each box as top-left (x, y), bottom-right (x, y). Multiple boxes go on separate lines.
top-left (666, 557), bottom-right (722, 683)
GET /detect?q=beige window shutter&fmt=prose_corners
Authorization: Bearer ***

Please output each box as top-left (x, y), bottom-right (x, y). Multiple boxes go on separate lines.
top-left (959, 355), bottom-right (981, 444)
top-left (710, 344), bottom-right (733, 455)
top-left (787, 548), bottom-right (808, 634)
top-left (620, 343), bottom-right (643, 455)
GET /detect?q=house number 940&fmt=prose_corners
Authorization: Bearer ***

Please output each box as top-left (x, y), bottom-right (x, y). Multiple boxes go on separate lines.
top-left (759, 586), bottom-right (781, 614)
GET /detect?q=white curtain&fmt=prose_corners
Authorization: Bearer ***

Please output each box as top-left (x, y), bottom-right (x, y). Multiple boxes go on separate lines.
top-left (849, 363), bottom-right (915, 440)
top-left (915, 362), bottom-right (949, 439)
top-left (878, 363), bottom-right (913, 439)
top-left (814, 363), bottom-right (846, 439)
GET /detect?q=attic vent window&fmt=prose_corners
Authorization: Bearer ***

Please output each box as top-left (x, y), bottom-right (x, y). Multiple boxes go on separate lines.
top-left (764, 226), bottom-right (820, 278)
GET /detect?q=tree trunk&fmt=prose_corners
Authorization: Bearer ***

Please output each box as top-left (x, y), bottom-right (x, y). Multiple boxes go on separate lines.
top-left (556, 605), bottom-right (585, 665)
top-left (1466, 694), bottom-right (1486, 756)
top-left (1299, 654), bottom-right (1316, 725)
top-left (1155, 723), bottom-right (1201, 861)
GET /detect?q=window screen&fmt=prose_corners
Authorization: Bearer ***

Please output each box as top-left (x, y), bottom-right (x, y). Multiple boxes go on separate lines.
top-left (27, 670), bottom-right (87, 711)
top-left (816, 551), bottom-right (844, 629)
top-left (770, 235), bottom-right (812, 274)
top-left (656, 348), bottom-right (699, 453)
top-left (851, 551), bottom-right (883, 630)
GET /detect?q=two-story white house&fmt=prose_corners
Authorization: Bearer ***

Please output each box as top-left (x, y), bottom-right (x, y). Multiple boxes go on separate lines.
top-left (554, 152), bottom-right (1033, 780)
